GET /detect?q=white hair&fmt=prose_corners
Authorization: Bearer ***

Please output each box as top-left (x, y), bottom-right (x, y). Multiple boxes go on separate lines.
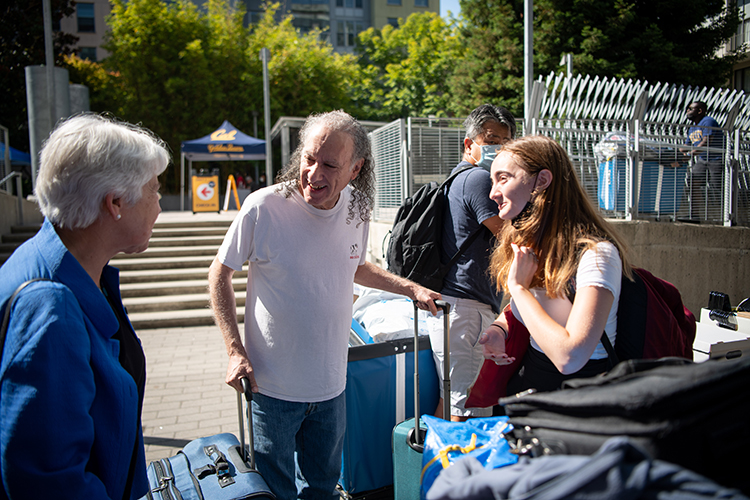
top-left (35, 114), bottom-right (170, 229)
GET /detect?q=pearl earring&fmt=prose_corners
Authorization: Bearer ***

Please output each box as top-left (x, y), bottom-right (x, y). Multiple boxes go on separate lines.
top-left (116, 214), bottom-right (121, 220)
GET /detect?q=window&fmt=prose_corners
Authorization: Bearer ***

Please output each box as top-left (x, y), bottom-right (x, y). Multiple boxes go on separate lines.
top-left (387, 17), bottom-right (399, 27)
top-left (387, 0), bottom-right (401, 5)
top-left (77, 3), bottom-right (95, 33)
top-left (336, 20), bottom-right (363, 47)
top-left (736, 67), bottom-right (750, 93)
top-left (79, 47), bottom-right (97, 61)
top-left (415, 0), bottom-right (428, 6)
top-left (337, 21), bottom-right (345, 46)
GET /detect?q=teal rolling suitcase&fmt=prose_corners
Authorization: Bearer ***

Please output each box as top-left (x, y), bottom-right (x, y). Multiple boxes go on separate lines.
top-left (392, 300), bottom-right (450, 500)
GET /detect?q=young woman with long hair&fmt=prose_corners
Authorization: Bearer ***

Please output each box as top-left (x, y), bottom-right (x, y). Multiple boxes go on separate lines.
top-left (480, 134), bottom-right (632, 393)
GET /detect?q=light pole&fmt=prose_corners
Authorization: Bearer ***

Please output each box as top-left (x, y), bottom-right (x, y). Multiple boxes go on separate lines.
top-left (261, 48), bottom-right (272, 186)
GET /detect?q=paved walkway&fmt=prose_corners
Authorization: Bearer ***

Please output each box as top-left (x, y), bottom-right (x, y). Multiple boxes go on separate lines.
top-left (140, 323), bottom-right (242, 463)
top-left (139, 210), bottom-right (242, 462)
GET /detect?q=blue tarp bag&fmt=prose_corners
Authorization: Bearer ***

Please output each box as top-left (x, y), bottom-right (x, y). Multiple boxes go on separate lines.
top-left (420, 415), bottom-right (517, 499)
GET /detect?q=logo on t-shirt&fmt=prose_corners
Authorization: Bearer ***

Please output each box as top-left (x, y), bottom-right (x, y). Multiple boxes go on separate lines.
top-left (350, 243), bottom-right (360, 260)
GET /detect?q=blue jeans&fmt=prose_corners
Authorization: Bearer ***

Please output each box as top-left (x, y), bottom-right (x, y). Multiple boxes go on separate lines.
top-left (251, 392), bottom-right (346, 500)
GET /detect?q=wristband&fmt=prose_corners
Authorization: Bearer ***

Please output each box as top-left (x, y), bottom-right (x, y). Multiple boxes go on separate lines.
top-left (487, 322), bottom-right (508, 340)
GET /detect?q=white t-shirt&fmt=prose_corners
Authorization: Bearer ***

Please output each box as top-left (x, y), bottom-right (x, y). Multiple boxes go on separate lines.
top-left (511, 241), bottom-right (622, 359)
top-left (217, 184), bottom-right (369, 402)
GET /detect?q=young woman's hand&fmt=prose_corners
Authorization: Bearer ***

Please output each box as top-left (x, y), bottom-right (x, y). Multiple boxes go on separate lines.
top-left (507, 242), bottom-right (539, 293)
top-left (479, 324), bottom-right (515, 365)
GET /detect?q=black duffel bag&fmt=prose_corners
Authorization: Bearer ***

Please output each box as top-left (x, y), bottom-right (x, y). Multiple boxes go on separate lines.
top-left (500, 356), bottom-right (750, 495)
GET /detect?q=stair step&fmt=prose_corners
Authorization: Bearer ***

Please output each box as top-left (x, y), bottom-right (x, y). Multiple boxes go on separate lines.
top-left (119, 267), bottom-right (247, 284)
top-left (151, 227), bottom-right (230, 237)
top-left (112, 245), bottom-right (220, 260)
top-left (10, 224), bottom-right (42, 234)
top-left (120, 278), bottom-right (245, 298)
top-left (123, 291), bottom-right (245, 313)
top-left (147, 236), bottom-right (226, 247)
top-left (2, 233), bottom-right (36, 243)
top-left (129, 307), bottom-right (245, 331)
top-left (112, 255), bottom-right (216, 271)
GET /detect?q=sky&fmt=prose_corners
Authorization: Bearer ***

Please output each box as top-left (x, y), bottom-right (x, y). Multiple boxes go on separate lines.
top-left (440, 0), bottom-right (461, 20)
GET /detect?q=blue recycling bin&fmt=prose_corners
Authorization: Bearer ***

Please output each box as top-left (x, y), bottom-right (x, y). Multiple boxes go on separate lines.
top-left (598, 158), bottom-right (687, 215)
top-left (598, 157), bottom-right (626, 212)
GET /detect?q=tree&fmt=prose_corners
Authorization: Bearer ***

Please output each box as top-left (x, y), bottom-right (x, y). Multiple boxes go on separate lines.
top-left (0, 0), bottom-right (78, 152)
top-left (448, 0), bottom-right (525, 117)
top-left (247, 4), bottom-right (358, 120)
top-left (351, 12), bottom-right (462, 120)
top-left (451, 0), bottom-right (742, 118)
top-left (533, 0), bottom-right (743, 88)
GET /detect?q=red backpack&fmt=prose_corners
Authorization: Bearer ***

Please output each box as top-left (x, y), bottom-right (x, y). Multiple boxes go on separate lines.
top-left (466, 267), bottom-right (697, 407)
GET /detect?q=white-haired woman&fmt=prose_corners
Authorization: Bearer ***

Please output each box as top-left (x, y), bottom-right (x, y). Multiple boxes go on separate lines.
top-left (0, 114), bottom-right (169, 499)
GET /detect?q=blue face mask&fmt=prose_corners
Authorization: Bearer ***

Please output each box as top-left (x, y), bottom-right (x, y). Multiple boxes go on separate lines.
top-left (476, 144), bottom-right (501, 170)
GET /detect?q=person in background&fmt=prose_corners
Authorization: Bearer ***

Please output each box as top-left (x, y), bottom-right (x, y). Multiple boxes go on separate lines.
top-left (480, 135), bottom-right (632, 393)
top-left (681, 101), bottom-right (725, 219)
top-left (208, 110), bottom-right (440, 500)
top-left (431, 104), bottom-right (515, 421)
top-left (0, 114), bottom-right (169, 499)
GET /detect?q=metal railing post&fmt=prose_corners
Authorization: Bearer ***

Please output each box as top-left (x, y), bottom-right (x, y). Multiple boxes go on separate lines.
top-left (16, 173), bottom-right (24, 225)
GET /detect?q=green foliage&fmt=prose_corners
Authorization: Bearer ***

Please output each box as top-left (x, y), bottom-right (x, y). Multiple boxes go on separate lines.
top-left (247, 5), bottom-right (357, 119)
top-left (533, 0), bottom-right (742, 87)
top-left (351, 12), bottom-right (462, 120)
top-left (85, 0), bottom-right (356, 191)
top-left (448, 0), bottom-right (525, 117)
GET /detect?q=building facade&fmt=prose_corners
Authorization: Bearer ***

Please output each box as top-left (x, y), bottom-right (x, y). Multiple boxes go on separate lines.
top-left (243, 0), bottom-right (438, 53)
top-left (56, 0), bottom-right (438, 59)
top-left (730, 0), bottom-right (750, 92)
top-left (58, 0), bottom-right (112, 61)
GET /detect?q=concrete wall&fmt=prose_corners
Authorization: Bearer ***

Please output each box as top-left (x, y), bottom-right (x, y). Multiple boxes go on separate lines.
top-left (611, 221), bottom-right (750, 317)
top-left (0, 191), bottom-right (43, 235)
top-left (366, 220), bottom-right (750, 318)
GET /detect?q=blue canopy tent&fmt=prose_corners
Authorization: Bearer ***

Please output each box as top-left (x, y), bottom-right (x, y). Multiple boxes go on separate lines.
top-left (0, 144), bottom-right (32, 166)
top-left (179, 121), bottom-right (266, 210)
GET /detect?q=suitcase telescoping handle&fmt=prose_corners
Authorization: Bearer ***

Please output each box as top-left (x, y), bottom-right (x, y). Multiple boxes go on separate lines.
top-left (412, 300), bottom-right (451, 448)
top-left (237, 377), bottom-right (257, 469)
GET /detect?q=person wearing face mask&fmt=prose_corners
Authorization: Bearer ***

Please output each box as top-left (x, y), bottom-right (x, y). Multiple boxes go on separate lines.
top-left (428, 104), bottom-right (516, 421)
top-left (480, 135), bottom-right (633, 394)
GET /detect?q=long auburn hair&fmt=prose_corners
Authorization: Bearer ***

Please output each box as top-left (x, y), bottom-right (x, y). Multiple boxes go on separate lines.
top-left (489, 135), bottom-right (632, 298)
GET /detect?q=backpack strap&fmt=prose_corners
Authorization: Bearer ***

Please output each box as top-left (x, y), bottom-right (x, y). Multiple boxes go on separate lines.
top-left (1, 279), bottom-right (52, 363)
top-left (442, 164), bottom-right (491, 271)
top-left (566, 276), bottom-right (620, 369)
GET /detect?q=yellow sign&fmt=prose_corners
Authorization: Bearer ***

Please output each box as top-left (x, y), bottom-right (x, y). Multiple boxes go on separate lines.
top-left (192, 174), bottom-right (220, 213)
top-left (210, 129), bottom-right (237, 141)
top-left (208, 144), bottom-right (244, 153)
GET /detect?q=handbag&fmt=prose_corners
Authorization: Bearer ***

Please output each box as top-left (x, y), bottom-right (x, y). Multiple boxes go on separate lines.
top-left (420, 415), bottom-right (517, 498)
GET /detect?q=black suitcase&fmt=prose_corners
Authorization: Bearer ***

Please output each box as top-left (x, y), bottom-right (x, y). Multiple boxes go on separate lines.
top-left (141, 379), bottom-right (275, 499)
top-left (500, 356), bottom-right (750, 494)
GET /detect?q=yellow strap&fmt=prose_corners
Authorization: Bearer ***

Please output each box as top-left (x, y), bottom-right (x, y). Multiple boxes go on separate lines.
top-left (419, 422), bottom-right (511, 482)
top-left (421, 434), bottom-right (482, 481)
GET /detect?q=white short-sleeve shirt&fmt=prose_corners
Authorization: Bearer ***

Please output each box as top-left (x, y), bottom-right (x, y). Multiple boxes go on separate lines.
top-left (511, 241), bottom-right (622, 359)
top-left (217, 184), bottom-right (369, 402)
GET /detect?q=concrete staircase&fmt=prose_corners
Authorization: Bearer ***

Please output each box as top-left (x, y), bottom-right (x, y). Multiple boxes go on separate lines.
top-left (0, 224), bottom-right (43, 265)
top-left (117, 212), bottom-right (242, 330)
top-left (0, 212), bottom-right (243, 331)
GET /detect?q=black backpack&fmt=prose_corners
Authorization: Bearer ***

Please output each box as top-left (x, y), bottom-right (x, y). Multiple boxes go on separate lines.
top-left (385, 165), bottom-right (486, 291)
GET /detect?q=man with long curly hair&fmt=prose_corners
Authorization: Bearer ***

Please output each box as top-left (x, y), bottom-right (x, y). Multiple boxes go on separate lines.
top-left (209, 110), bottom-right (440, 500)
